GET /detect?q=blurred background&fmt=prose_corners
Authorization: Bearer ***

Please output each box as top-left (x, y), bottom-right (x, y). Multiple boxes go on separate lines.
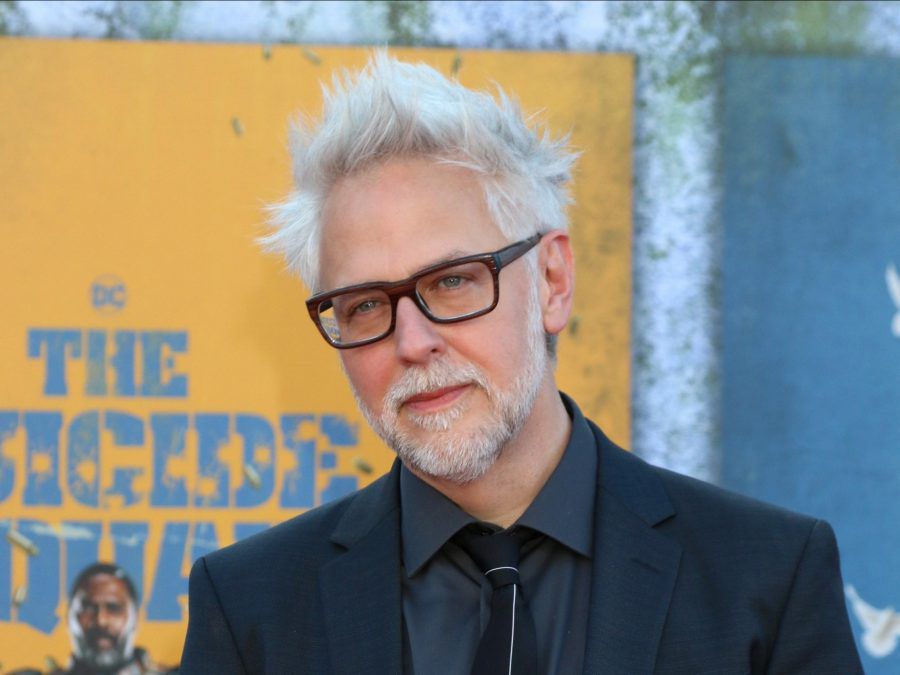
top-left (2, 1), bottom-right (899, 672)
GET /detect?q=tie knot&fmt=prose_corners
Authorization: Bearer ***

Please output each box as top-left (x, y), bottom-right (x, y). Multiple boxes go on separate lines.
top-left (455, 526), bottom-right (529, 588)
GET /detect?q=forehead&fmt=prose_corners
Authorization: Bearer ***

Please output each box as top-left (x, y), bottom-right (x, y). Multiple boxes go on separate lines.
top-left (318, 157), bottom-right (508, 290)
top-left (78, 574), bottom-right (129, 602)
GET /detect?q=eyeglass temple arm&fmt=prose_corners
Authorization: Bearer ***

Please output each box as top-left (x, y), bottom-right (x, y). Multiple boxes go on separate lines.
top-left (493, 233), bottom-right (542, 269)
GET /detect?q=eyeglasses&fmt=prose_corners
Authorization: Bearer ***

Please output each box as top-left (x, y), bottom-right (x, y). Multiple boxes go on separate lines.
top-left (306, 234), bottom-right (542, 349)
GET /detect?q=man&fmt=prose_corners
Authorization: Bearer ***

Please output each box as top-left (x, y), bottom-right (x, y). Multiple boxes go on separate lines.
top-left (181, 53), bottom-right (862, 673)
top-left (12, 563), bottom-right (177, 675)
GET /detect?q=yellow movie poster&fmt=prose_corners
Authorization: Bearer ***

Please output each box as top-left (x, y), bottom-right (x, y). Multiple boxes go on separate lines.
top-left (0, 39), bottom-right (632, 670)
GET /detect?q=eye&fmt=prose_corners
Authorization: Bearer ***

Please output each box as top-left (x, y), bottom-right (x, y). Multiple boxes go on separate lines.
top-left (347, 297), bottom-right (383, 317)
top-left (438, 275), bottom-right (465, 289)
top-left (329, 291), bottom-right (390, 325)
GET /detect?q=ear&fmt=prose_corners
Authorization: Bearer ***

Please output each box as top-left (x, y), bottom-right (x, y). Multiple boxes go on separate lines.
top-left (537, 230), bottom-right (575, 336)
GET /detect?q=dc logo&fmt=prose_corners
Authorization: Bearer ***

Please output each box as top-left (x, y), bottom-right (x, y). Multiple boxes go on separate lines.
top-left (91, 275), bottom-right (127, 313)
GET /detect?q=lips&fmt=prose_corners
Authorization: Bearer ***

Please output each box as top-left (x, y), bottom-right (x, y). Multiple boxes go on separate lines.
top-left (402, 384), bottom-right (470, 413)
top-left (87, 629), bottom-right (117, 651)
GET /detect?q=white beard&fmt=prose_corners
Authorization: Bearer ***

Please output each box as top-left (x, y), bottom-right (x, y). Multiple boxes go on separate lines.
top-left (68, 594), bottom-right (136, 670)
top-left (351, 282), bottom-right (548, 484)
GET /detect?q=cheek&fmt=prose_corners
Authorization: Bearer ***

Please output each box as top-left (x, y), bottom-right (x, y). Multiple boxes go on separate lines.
top-left (465, 306), bottom-right (533, 361)
top-left (341, 351), bottom-right (393, 403)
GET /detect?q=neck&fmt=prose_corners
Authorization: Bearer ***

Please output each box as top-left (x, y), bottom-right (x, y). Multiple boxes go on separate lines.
top-left (410, 382), bottom-right (571, 528)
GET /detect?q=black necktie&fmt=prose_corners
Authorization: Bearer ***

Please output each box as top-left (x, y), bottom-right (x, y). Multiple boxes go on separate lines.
top-left (455, 526), bottom-right (540, 675)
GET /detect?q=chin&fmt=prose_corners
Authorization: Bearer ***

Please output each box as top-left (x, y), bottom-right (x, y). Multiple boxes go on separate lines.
top-left (392, 410), bottom-right (511, 484)
top-left (400, 441), bottom-right (500, 485)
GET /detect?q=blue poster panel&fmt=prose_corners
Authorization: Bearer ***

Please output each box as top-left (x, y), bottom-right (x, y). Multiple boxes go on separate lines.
top-left (722, 55), bottom-right (900, 672)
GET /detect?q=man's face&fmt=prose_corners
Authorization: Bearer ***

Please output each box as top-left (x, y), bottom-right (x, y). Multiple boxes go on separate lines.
top-left (319, 157), bottom-right (548, 483)
top-left (69, 573), bottom-right (135, 668)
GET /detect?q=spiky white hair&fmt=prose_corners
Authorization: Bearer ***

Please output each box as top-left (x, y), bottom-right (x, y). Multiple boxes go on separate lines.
top-left (262, 51), bottom-right (578, 292)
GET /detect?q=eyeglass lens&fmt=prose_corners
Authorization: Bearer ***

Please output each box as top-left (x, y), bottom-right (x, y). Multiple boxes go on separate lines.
top-left (317, 260), bottom-right (496, 345)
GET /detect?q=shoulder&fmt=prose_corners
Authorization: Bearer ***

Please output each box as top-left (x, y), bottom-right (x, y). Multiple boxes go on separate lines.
top-left (637, 455), bottom-right (859, 670)
top-left (648, 460), bottom-right (838, 574)
top-left (589, 416), bottom-right (819, 538)
top-left (183, 467), bottom-right (401, 665)
top-left (652, 459), bottom-right (845, 591)
top-left (587, 416), bottom-right (834, 582)
top-left (196, 467), bottom-right (399, 588)
top-left (653, 461), bottom-right (818, 537)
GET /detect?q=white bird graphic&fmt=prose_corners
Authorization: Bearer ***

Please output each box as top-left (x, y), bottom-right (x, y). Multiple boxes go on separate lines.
top-left (845, 584), bottom-right (900, 658)
top-left (887, 263), bottom-right (900, 337)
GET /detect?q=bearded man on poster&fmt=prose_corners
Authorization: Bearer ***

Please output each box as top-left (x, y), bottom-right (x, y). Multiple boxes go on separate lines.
top-left (11, 563), bottom-right (176, 675)
top-left (180, 53), bottom-right (862, 674)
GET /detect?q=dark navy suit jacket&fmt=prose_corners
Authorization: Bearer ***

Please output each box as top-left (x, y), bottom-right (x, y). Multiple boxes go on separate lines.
top-left (180, 420), bottom-right (862, 674)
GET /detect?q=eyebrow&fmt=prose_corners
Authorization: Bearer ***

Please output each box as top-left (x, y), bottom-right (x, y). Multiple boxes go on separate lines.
top-left (327, 247), bottom-right (476, 291)
top-left (415, 248), bottom-right (471, 271)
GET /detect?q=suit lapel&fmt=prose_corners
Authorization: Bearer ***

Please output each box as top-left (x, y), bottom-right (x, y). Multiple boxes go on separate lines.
top-left (320, 463), bottom-right (404, 674)
top-left (583, 423), bottom-right (683, 674)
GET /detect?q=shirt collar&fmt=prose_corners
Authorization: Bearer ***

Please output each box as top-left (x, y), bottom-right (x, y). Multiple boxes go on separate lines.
top-left (400, 392), bottom-right (597, 576)
top-left (401, 464), bottom-right (475, 576)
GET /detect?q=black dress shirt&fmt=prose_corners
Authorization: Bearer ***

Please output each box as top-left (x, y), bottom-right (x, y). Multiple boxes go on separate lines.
top-left (400, 393), bottom-right (598, 674)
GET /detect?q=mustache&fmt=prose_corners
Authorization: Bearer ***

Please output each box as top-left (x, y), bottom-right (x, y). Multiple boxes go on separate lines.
top-left (383, 358), bottom-right (489, 413)
top-left (85, 626), bottom-right (121, 647)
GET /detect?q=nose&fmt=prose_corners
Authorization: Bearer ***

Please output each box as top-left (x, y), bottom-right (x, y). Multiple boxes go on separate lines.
top-left (96, 606), bottom-right (112, 628)
top-left (393, 296), bottom-right (445, 364)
